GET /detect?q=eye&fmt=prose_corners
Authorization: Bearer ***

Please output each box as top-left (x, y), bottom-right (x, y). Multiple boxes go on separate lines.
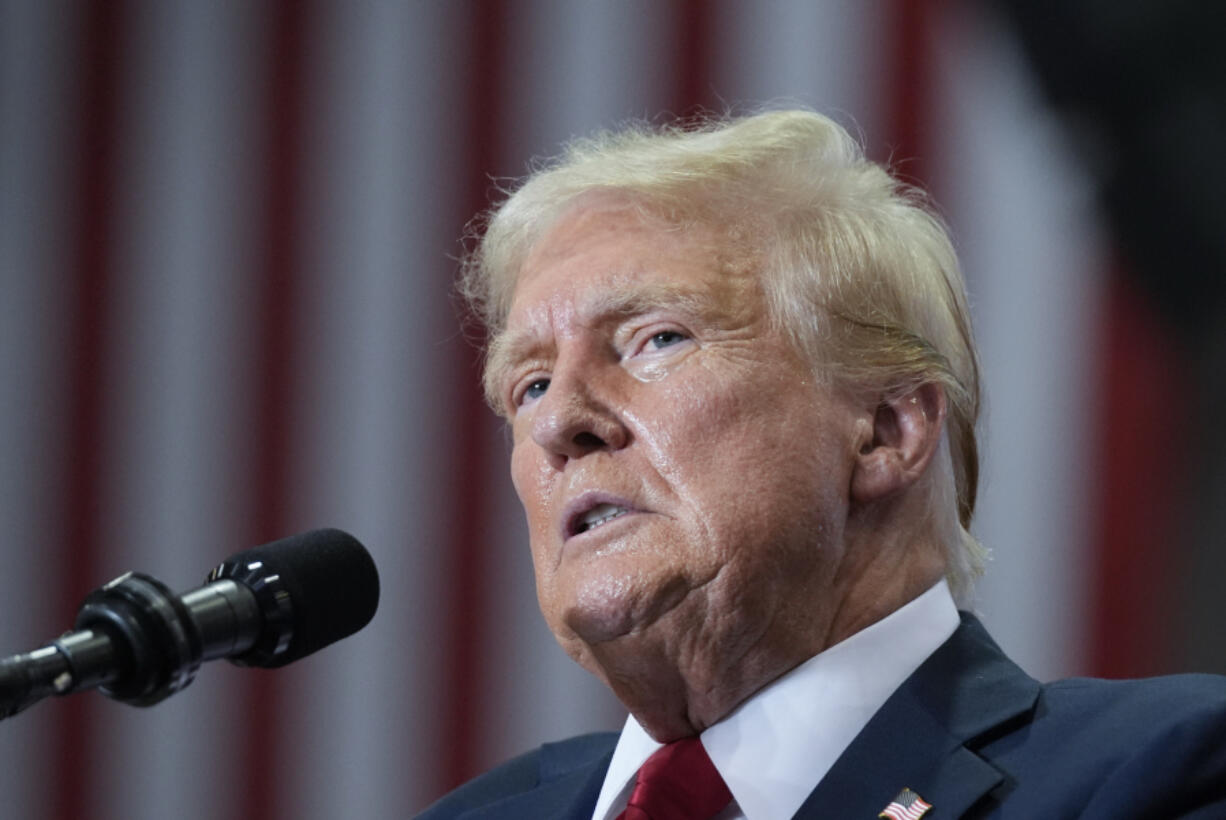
top-left (646, 330), bottom-right (688, 350)
top-left (517, 377), bottom-right (550, 406)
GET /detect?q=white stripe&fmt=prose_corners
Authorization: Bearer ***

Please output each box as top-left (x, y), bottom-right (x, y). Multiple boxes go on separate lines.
top-left (0, 2), bottom-right (81, 816)
top-left (280, 2), bottom-right (472, 815)
top-left (91, 3), bottom-right (267, 819)
top-left (710, 0), bottom-right (886, 140)
top-left (503, 0), bottom-right (676, 160)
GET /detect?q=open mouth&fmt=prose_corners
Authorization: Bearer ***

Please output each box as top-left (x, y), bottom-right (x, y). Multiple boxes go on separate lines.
top-left (569, 502), bottom-right (631, 537)
top-left (575, 503), bottom-right (628, 533)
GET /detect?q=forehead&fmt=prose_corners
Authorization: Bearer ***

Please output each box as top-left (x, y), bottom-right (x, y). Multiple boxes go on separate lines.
top-left (509, 202), bottom-right (750, 323)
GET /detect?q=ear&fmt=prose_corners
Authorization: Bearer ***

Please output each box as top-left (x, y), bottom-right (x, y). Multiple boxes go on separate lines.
top-left (851, 382), bottom-right (947, 504)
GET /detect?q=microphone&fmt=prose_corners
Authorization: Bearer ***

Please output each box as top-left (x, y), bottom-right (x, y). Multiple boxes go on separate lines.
top-left (0, 528), bottom-right (379, 720)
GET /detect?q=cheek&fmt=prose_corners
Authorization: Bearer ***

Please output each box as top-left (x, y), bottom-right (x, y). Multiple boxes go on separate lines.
top-left (651, 368), bottom-right (814, 471)
top-left (510, 445), bottom-right (547, 517)
top-left (510, 446), bottom-right (562, 581)
top-left (649, 372), bottom-right (851, 540)
top-left (510, 444), bottom-right (582, 620)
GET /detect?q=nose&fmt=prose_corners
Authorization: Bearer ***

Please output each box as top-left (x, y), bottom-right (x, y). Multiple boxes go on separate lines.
top-left (529, 368), bottom-right (628, 464)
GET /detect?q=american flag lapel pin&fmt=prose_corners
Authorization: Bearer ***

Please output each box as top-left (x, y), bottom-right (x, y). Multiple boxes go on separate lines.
top-left (878, 787), bottom-right (932, 820)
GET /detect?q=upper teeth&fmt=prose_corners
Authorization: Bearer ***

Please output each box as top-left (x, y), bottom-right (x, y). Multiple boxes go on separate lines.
top-left (577, 503), bottom-right (628, 533)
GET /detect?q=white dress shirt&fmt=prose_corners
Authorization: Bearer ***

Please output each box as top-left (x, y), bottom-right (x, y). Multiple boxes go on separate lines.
top-left (590, 580), bottom-right (960, 820)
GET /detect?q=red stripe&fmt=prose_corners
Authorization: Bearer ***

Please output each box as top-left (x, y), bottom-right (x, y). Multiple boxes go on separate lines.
top-left (1088, 271), bottom-right (1184, 677)
top-left (672, 0), bottom-right (716, 117)
top-left (239, 3), bottom-right (310, 819)
top-left (437, 1), bottom-right (507, 793)
top-left (882, 0), bottom-right (940, 182)
top-left (54, 3), bottom-right (126, 818)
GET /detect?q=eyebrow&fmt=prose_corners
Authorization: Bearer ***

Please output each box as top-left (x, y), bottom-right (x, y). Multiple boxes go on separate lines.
top-left (587, 283), bottom-right (716, 325)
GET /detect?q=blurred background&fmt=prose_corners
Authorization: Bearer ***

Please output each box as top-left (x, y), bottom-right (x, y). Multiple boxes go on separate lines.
top-left (1, 1), bottom-right (1223, 818)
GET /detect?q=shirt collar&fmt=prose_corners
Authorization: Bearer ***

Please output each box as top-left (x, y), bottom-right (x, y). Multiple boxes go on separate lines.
top-left (591, 579), bottom-right (960, 820)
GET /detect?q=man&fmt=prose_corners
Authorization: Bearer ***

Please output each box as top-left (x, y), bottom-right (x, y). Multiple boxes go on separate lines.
top-left (422, 110), bottom-right (1226, 819)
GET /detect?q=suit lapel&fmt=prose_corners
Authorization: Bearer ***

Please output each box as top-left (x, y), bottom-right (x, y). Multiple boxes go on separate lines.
top-left (461, 738), bottom-right (614, 820)
top-left (795, 614), bottom-right (1040, 819)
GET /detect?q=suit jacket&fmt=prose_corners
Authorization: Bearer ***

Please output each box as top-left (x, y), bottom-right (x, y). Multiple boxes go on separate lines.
top-left (417, 614), bottom-right (1226, 818)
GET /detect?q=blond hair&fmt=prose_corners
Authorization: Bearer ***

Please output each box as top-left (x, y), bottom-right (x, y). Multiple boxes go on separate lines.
top-left (460, 109), bottom-right (986, 602)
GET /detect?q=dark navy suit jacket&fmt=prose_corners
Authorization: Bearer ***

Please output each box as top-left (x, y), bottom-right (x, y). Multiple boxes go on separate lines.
top-left (418, 614), bottom-right (1226, 818)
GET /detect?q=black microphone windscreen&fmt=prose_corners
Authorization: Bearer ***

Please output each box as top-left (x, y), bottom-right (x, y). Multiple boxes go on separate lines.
top-left (227, 528), bottom-right (379, 667)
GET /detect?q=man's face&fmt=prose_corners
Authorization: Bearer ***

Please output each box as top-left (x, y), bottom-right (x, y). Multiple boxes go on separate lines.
top-left (496, 200), bottom-right (867, 686)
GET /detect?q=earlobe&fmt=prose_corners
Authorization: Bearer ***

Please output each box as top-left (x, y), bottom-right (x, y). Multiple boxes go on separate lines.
top-left (851, 382), bottom-right (947, 504)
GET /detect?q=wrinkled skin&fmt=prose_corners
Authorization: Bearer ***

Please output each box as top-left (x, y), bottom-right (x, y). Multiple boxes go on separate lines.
top-left (492, 198), bottom-right (947, 739)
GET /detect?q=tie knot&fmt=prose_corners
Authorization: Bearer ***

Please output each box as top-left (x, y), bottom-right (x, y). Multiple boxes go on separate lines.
top-left (620, 737), bottom-right (733, 820)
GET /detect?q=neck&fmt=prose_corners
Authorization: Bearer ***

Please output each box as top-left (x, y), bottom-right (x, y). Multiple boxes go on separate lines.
top-left (573, 525), bottom-right (947, 742)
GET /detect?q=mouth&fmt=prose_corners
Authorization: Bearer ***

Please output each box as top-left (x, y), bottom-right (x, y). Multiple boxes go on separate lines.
top-left (563, 494), bottom-right (640, 540)
top-left (573, 503), bottom-right (629, 535)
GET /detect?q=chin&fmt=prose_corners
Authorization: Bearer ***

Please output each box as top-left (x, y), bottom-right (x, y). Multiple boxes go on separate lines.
top-left (561, 578), bottom-right (642, 644)
top-left (561, 568), bottom-right (693, 646)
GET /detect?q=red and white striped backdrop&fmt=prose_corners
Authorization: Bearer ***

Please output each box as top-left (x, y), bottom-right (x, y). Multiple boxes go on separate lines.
top-left (0, 2), bottom-right (1194, 818)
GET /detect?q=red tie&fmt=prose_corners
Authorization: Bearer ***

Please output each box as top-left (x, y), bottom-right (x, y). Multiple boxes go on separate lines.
top-left (617, 737), bottom-right (733, 820)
